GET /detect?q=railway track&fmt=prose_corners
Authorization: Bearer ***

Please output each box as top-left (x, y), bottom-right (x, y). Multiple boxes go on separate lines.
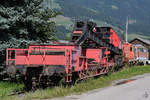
top-left (8, 90), bottom-right (25, 96)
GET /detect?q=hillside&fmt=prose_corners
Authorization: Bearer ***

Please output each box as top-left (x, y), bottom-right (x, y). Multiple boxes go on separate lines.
top-left (44, 0), bottom-right (150, 40)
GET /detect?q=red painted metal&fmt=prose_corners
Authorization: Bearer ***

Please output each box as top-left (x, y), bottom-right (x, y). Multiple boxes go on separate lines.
top-left (122, 43), bottom-right (134, 62)
top-left (73, 30), bottom-right (83, 34)
top-left (7, 45), bottom-right (79, 66)
top-left (110, 28), bottom-right (121, 48)
top-left (6, 21), bottom-right (150, 89)
top-left (134, 44), bottom-right (149, 61)
top-left (6, 44), bottom-right (112, 81)
top-left (122, 43), bottom-right (149, 63)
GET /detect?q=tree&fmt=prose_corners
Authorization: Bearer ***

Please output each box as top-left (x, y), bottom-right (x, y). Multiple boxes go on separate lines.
top-left (0, 0), bottom-right (58, 65)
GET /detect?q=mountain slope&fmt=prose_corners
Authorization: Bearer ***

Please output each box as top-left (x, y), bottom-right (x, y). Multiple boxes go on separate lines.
top-left (44, 0), bottom-right (150, 40)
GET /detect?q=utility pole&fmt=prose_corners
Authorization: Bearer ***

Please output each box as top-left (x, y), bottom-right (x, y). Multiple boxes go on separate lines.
top-left (125, 16), bottom-right (129, 43)
top-left (50, 0), bottom-right (53, 9)
top-left (46, 0), bottom-right (52, 9)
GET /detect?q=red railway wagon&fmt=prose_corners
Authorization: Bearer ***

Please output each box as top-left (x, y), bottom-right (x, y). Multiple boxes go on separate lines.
top-left (122, 43), bottom-right (134, 63)
top-left (6, 44), bottom-right (113, 89)
top-left (134, 44), bottom-right (149, 64)
top-left (92, 27), bottom-right (122, 50)
top-left (5, 21), bottom-right (124, 90)
top-left (122, 43), bottom-right (149, 65)
top-left (5, 21), bottom-right (150, 90)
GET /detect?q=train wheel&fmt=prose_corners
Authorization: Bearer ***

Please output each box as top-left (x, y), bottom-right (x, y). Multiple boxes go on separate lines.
top-left (23, 75), bottom-right (32, 91)
top-left (72, 72), bottom-right (79, 85)
top-left (105, 66), bottom-right (113, 76)
top-left (24, 67), bottom-right (42, 91)
top-left (24, 76), bottom-right (39, 91)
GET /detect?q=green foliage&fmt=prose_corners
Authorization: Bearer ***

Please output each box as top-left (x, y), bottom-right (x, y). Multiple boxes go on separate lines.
top-left (0, 82), bottom-right (23, 99)
top-left (55, 25), bottom-right (71, 40)
top-left (0, 0), bottom-right (58, 65)
top-left (0, 0), bottom-right (58, 41)
top-left (55, 0), bottom-right (150, 37)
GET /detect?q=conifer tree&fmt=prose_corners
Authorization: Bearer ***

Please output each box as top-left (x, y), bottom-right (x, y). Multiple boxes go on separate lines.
top-left (0, 0), bottom-right (58, 65)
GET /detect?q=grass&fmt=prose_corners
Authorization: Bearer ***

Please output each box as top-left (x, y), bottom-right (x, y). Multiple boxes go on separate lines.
top-left (128, 33), bottom-right (150, 40)
top-left (1, 65), bottom-right (150, 100)
top-left (43, 0), bottom-right (61, 9)
top-left (51, 15), bottom-right (73, 27)
top-left (0, 82), bottom-right (24, 100)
